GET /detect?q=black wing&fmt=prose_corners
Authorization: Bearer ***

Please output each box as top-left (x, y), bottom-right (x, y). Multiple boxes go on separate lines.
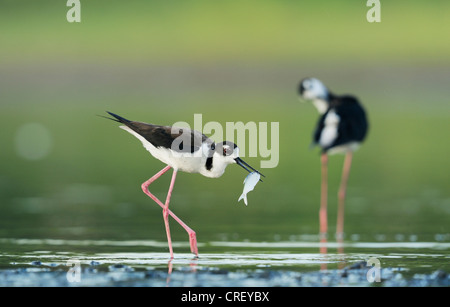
top-left (106, 112), bottom-right (212, 153)
top-left (328, 96), bottom-right (368, 150)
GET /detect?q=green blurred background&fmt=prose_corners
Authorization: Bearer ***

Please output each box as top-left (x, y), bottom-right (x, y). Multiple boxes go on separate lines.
top-left (1, 0), bottom-right (449, 249)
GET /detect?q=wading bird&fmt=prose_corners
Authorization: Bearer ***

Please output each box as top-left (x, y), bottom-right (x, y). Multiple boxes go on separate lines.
top-left (103, 112), bottom-right (263, 258)
top-left (298, 78), bottom-right (368, 238)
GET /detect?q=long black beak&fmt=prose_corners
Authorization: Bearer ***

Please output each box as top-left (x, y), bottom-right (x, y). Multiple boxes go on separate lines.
top-left (235, 158), bottom-right (265, 182)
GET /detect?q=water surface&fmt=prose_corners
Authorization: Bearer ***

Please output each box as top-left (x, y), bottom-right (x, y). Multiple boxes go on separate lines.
top-left (1, 237), bottom-right (448, 286)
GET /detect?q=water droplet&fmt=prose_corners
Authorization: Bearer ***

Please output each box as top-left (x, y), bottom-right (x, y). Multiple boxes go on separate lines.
top-left (409, 234), bottom-right (418, 242)
top-left (395, 234), bottom-right (405, 241)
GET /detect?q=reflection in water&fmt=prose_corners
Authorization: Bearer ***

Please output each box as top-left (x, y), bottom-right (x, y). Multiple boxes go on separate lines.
top-left (337, 235), bottom-right (346, 269)
top-left (167, 258), bottom-right (173, 286)
top-left (319, 233), bottom-right (327, 271)
top-left (319, 233), bottom-right (347, 271)
top-left (166, 256), bottom-right (198, 286)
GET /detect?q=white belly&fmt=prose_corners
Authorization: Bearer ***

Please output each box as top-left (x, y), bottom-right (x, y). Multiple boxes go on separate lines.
top-left (319, 110), bottom-right (339, 148)
top-left (327, 141), bottom-right (361, 155)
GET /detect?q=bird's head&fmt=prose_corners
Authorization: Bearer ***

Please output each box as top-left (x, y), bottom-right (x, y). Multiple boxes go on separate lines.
top-left (298, 78), bottom-right (330, 113)
top-left (298, 78), bottom-right (329, 100)
top-left (213, 141), bottom-right (241, 165)
top-left (214, 141), bottom-right (264, 178)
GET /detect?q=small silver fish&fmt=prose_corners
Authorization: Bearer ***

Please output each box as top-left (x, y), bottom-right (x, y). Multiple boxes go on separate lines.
top-left (238, 172), bottom-right (261, 206)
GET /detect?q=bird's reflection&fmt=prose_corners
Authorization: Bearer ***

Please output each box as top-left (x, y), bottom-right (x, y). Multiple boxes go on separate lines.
top-left (166, 256), bottom-right (198, 286)
top-left (319, 233), bottom-right (347, 271)
top-left (319, 233), bottom-right (328, 271)
top-left (336, 234), bottom-right (346, 269)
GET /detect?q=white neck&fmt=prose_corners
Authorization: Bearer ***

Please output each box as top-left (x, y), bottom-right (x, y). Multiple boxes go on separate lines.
top-left (312, 99), bottom-right (329, 114)
top-left (200, 152), bottom-right (235, 178)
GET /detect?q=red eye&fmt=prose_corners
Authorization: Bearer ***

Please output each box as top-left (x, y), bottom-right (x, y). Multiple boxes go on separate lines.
top-left (223, 147), bottom-right (233, 156)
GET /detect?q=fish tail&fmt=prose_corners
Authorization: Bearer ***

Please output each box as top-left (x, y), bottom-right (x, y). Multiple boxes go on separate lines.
top-left (238, 193), bottom-right (248, 205)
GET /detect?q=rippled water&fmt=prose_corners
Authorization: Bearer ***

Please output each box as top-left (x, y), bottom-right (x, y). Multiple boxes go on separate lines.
top-left (1, 238), bottom-right (449, 286)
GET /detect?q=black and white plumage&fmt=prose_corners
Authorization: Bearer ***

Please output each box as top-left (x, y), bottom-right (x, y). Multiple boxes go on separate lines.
top-left (299, 78), bottom-right (368, 153)
top-left (104, 111), bottom-right (260, 178)
top-left (298, 77), bottom-right (368, 238)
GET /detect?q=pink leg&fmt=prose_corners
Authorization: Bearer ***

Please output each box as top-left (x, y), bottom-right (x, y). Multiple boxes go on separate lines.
top-left (162, 169), bottom-right (177, 258)
top-left (336, 151), bottom-right (353, 237)
top-left (320, 153), bottom-right (328, 238)
top-left (141, 166), bottom-right (198, 257)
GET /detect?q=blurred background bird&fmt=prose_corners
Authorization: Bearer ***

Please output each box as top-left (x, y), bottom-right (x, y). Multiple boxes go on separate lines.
top-left (299, 78), bottom-right (368, 238)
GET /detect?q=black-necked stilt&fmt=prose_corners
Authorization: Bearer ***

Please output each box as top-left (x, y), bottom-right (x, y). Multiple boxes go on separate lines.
top-left (103, 111), bottom-right (263, 258)
top-left (298, 78), bottom-right (368, 238)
